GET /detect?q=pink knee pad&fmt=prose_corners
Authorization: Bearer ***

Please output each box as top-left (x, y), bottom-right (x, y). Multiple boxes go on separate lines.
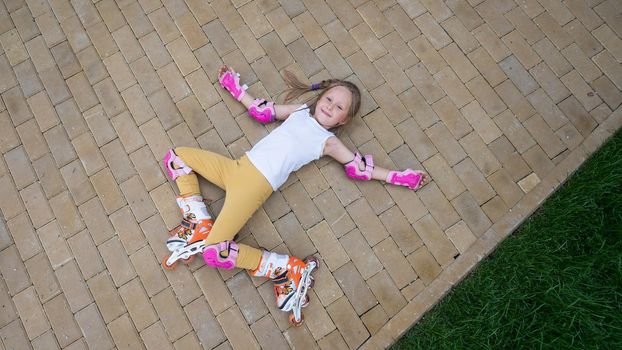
top-left (344, 152), bottom-right (374, 181)
top-left (163, 149), bottom-right (193, 181)
top-left (219, 70), bottom-right (247, 101)
top-left (203, 240), bottom-right (239, 270)
top-left (248, 98), bottom-right (276, 123)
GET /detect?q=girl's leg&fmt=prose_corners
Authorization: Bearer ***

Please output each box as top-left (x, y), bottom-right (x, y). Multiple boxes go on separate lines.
top-left (201, 156), bottom-right (273, 270)
top-left (174, 147), bottom-right (234, 196)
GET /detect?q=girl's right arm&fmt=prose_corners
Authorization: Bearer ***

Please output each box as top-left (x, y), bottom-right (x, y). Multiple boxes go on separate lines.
top-left (323, 136), bottom-right (429, 190)
top-left (219, 66), bottom-right (302, 123)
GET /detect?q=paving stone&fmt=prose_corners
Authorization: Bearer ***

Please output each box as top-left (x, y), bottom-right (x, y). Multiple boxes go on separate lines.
top-left (518, 172), bottom-right (541, 193)
top-left (152, 287), bottom-right (192, 342)
top-left (39, 66), bottom-right (71, 107)
top-left (119, 278), bottom-right (158, 332)
top-left (273, 212), bottom-right (317, 260)
top-left (346, 197), bottom-right (390, 247)
top-left (14, 59), bottom-right (43, 98)
top-left (423, 153), bottom-right (466, 201)
top-left (317, 330), bottom-right (349, 350)
top-left (399, 87), bottom-right (439, 129)
top-left (86, 272), bottom-right (126, 324)
top-left (16, 119), bottom-right (50, 161)
top-left (482, 195), bottom-right (508, 223)
top-left (593, 50), bottom-right (622, 90)
top-left (467, 46), bottom-right (507, 87)
top-left (0, 245), bottom-right (30, 296)
top-left (367, 269), bottom-right (407, 317)
top-left (31, 330), bottom-right (61, 350)
top-left (5, 146), bottom-right (36, 190)
top-left (505, 6), bottom-right (544, 44)
top-left (55, 260), bottom-right (93, 312)
top-left (594, 0), bottom-right (622, 36)
top-left (465, 75), bottom-right (507, 117)
top-left (75, 303), bottom-right (115, 350)
top-left (522, 144), bottom-right (554, 178)
top-left (406, 63), bottom-right (446, 104)
top-left (561, 43), bottom-right (603, 83)
top-left (451, 191), bottom-right (492, 236)
top-left (473, 23), bottom-right (511, 62)
top-left (6, 213), bottom-right (41, 263)
top-left (0, 29), bottom-right (29, 66)
top-left (407, 246), bottom-right (442, 285)
top-left (523, 113), bottom-right (566, 158)
top-left (0, 113), bottom-right (19, 156)
top-left (434, 66), bottom-right (474, 108)
top-left (425, 122), bottom-right (467, 166)
top-left (0, 319), bottom-right (33, 350)
top-left (413, 214), bottom-right (459, 267)
top-left (417, 181), bottom-right (460, 231)
top-left (26, 91), bottom-right (59, 134)
top-left (249, 315), bottom-right (289, 350)
top-left (326, 296), bottom-right (369, 349)
top-left (108, 314), bottom-right (145, 350)
top-left (60, 15), bottom-right (91, 53)
top-left (3, 85), bottom-right (34, 126)
top-left (20, 182), bottom-right (54, 229)
top-left (217, 306), bottom-right (261, 350)
top-left (42, 294), bottom-right (81, 347)
top-left (453, 157), bottom-right (495, 205)
top-left (184, 297), bottom-right (226, 349)
top-left (494, 79), bottom-right (536, 122)
top-left (409, 35), bottom-right (448, 76)
top-left (24, 252), bottom-right (60, 303)
top-left (140, 321), bottom-right (174, 350)
top-left (445, 220), bottom-right (477, 254)
top-left (592, 23), bottom-right (622, 62)
top-left (488, 136), bottom-right (531, 182)
top-left (488, 168), bottom-right (523, 208)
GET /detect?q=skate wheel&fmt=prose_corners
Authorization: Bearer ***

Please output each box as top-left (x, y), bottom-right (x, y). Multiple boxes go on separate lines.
top-left (289, 313), bottom-right (304, 327)
top-left (181, 255), bottom-right (195, 264)
top-left (302, 295), bottom-right (310, 308)
top-left (161, 255), bottom-right (177, 270)
top-left (308, 277), bottom-right (315, 289)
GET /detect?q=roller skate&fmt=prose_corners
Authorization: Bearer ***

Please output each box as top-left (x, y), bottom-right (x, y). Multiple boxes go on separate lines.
top-left (252, 251), bottom-right (319, 326)
top-left (162, 195), bottom-right (214, 270)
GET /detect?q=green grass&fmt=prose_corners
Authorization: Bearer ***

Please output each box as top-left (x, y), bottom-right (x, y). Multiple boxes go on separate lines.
top-left (393, 130), bottom-right (622, 350)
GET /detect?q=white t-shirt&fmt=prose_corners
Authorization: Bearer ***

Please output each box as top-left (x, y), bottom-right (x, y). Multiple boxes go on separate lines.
top-left (246, 105), bottom-right (334, 190)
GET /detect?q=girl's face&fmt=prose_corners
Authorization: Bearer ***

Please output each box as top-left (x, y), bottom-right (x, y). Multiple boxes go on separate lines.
top-left (314, 86), bottom-right (352, 129)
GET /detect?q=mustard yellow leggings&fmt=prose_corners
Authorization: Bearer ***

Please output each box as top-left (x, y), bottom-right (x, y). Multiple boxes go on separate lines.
top-left (174, 147), bottom-right (273, 270)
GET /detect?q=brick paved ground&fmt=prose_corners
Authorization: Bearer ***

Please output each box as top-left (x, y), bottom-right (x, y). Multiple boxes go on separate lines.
top-left (1, 0), bottom-right (621, 349)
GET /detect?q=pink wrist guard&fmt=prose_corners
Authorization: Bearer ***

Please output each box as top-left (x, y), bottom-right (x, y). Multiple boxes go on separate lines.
top-left (344, 152), bottom-right (374, 181)
top-left (219, 70), bottom-right (247, 101)
top-left (386, 169), bottom-right (425, 190)
top-left (248, 98), bottom-right (276, 123)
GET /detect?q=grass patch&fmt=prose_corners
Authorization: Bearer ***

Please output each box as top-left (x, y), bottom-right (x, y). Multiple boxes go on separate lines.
top-left (393, 130), bottom-right (622, 350)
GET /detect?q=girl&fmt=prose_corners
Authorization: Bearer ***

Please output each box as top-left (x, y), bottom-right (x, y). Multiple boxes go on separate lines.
top-left (162, 66), bottom-right (428, 325)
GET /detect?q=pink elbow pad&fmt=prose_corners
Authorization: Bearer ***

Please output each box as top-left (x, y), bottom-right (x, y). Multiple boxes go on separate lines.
top-left (248, 98), bottom-right (276, 123)
top-left (344, 152), bottom-right (374, 181)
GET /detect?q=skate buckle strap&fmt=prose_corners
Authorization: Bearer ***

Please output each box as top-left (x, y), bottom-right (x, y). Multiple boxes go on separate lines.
top-left (163, 149), bottom-right (193, 181)
top-left (248, 98), bottom-right (276, 123)
top-left (219, 70), bottom-right (247, 101)
top-left (386, 169), bottom-right (425, 190)
top-left (344, 152), bottom-right (374, 181)
top-left (203, 240), bottom-right (239, 270)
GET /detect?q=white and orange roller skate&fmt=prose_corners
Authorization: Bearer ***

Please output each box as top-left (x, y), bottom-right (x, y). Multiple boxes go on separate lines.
top-left (162, 195), bottom-right (214, 270)
top-left (252, 251), bottom-right (318, 326)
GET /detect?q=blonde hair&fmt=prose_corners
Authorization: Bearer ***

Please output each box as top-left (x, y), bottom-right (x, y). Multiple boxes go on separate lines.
top-left (282, 71), bottom-right (361, 129)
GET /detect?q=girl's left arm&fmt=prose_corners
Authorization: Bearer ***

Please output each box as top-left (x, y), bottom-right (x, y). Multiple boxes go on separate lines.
top-left (323, 136), bottom-right (428, 190)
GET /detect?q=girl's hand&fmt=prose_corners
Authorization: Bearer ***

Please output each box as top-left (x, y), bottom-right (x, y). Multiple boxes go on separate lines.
top-left (218, 65), bottom-right (247, 101)
top-left (386, 169), bottom-right (429, 190)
